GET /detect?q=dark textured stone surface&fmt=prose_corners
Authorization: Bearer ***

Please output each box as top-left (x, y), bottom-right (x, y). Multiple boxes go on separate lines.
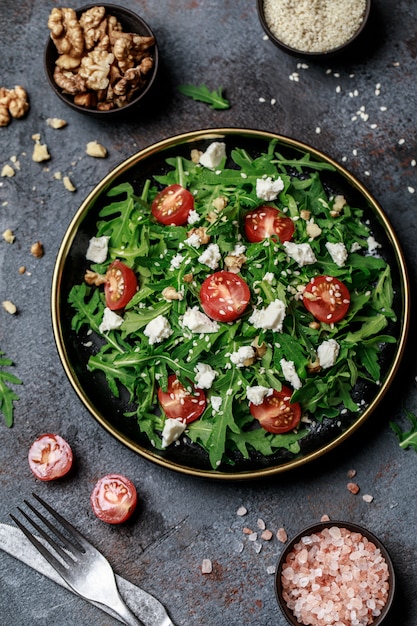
top-left (0, 1), bottom-right (416, 624)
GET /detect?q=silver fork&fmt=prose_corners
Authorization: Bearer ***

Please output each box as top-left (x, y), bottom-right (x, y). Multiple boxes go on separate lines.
top-left (10, 493), bottom-right (143, 626)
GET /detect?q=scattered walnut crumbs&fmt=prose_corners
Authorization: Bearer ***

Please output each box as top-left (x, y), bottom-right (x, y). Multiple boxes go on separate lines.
top-left (2, 300), bottom-right (17, 315)
top-left (31, 241), bottom-right (44, 258)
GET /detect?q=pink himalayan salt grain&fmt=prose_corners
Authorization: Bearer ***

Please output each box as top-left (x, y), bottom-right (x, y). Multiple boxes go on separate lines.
top-left (281, 526), bottom-right (390, 626)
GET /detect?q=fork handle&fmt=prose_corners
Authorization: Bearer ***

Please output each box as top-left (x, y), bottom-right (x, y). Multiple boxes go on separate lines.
top-left (106, 593), bottom-right (144, 626)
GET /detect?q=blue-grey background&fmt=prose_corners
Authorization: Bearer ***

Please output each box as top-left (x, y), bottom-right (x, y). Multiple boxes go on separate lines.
top-left (0, 1), bottom-right (415, 624)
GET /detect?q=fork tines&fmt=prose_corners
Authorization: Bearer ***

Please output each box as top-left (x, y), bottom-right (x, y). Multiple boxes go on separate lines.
top-left (10, 493), bottom-right (87, 574)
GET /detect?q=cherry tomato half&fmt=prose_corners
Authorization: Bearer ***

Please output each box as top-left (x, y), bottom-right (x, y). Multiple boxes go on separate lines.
top-left (244, 206), bottom-right (295, 243)
top-left (104, 260), bottom-right (138, 311)
top-left (158, 374), bottom-right (206, 424)
top-left (28, 434), bottom-right (73, 481)
top-left (151, 184), bottom-right (194, 226)
top-left (91, 474), bottom-right (137, 524)
top-left (303, 275), bottom-right (350, 323)
top-left (250, 387), bottom-right (301, 434)
top-left (200, 271), bottom-right (251, 322)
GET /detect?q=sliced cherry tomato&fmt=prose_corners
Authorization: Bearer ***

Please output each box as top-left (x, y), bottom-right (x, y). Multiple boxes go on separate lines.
top-left (303, 275), bottom-right (350, 323)
top-left (244, 206), bottom-right (295, 243)
top-left (91, 474), bottom-right (137, 524)
top-left (28, 434), bottom-right (73, 481)
top-left (104, 260), bottom-right (138, 311)
top-left (250, 387), bottom-right (301, 434)
top-left (158, 374), bottom-right (206, 424)
top-left (200, 271), bottom-right (250, 322)
top-left (151, 184), bottom-right (194, 226)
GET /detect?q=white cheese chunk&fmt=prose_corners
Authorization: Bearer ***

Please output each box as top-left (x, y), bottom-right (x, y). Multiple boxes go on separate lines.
top-left (317, 339), bottom-right (340, 369)
top-left (248, 299), bottom-right (286, 332)
top-left (99, 307), bottom-right (124, 333)
top-left (182, 307), bottom-right (220, 333)
top-left (280, 358), bottom-right (302, 390)
top-left (143, 315), bottom-right (173, 345)
top-left (230, 346), bottom-right (255, 367)
top-left (230, 243), bottom-right (246, 256)
top-left (198, 243), bottom-right (221, 270)
top-left (199, 142), bottom-right (226, 169)
top-left (187, 209), bottom-right (200, 224)
top-left (326, 241), bottom-right (348, 267)
top-left (367, 236), bottom-right (381, 254)
top-left (195, 362), bottom-right (218, 389)
top-left (246, 385), bottom-right (273, 405)
top-left (185, 232), bottom-right (202, 248)
top-left (211, 396), bottom-right (223, 412)
top-left (263, 272), bottom-right (274, 284)
top-left (170, 253), bottom-right (184, 270)
top-left (283, 241), bottom-right (317, 266)
top-left (161, 418), bottom-right (186, 448)
top-left (255, 176), bottom-right (284, 201)
top-left (86, 236), bottom-right (110, 264)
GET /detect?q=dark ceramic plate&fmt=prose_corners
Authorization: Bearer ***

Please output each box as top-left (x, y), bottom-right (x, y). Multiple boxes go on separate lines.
top-left (51, 128), bottom-right (409, 480)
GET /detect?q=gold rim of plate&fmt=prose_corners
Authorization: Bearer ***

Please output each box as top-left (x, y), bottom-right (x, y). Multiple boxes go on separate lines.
top-left (51, 128), bottom-right (410, 480)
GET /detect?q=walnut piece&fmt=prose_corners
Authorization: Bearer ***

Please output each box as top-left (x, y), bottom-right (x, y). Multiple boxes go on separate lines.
top-left (86, 140), bottom-right (107, 158)
top-left (0, 85), bottom-right (29, 126)
top-left (31, 241), bottom-right (44, 258)
top-left (32, 139), bottom-right (51, 163)
top-left (46, 117), bottom-right (67, 129)
top-left (84, 269), bottom-right (106, 286)
top-left (2, 228), bottom-right (15, 243)
top-left (48, 7), bottom-right (84, 58)
top-left (2, 300), bottom-right (17, 315)
top-left (47, 6), bottom-right (155, 111)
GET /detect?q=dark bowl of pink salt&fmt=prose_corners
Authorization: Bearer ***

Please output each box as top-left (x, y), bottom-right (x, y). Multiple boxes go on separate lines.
top-left (275, 521), bottom-right (395, 626)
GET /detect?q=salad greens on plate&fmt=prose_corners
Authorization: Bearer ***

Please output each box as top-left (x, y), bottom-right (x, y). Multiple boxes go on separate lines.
top-left (67, 138), bottom-right (397, 470)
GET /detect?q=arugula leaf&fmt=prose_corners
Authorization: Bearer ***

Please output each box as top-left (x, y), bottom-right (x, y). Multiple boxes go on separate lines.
top-left (177, 84), bottom-right (230, 109)
top-left (390, 408), bottom-right (417, 451)
top-left (0, 351), bottom-right (22, 427)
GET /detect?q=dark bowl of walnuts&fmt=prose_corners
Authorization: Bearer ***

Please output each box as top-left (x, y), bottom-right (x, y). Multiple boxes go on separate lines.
top-left (44, 4), bottom-right (159, 116)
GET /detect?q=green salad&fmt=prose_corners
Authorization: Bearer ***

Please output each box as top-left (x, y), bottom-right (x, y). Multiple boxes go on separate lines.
top-left (68, 139), bottom-right (396, 469)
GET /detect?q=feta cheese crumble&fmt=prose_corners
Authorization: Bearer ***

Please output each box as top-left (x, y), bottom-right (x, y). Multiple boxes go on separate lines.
top-left (326, 241), bottom-right (348, 267)
top-left (99, 307), bottom-right (124, 333)
top-left (86, 236), bottom-right (110, 264)
top-left (194, 362), bottom-right (218, 389)
top-left (199, 142), bottom-right (226, 169)
top-left (187, 209), bottom-right (200, 225)
top-left (198, 243), bottom-right (221, 269)
top-left (248, 299), bottom-right (286, 332)
top-left (283, 241), bottom-right (317, 266)
top-left (185, 232), bottom-right (203, 248)
top-left (280, 359), bottom-right (302, 389)
top-left (182, 307), bottom-right (220, 333)
top-left (161, 418), bottom-right (186, 448)
top-left (170, 253), bottom-right (184, 270)
top-left (246, 385), bottom-right (273, 405)
top-left (211, 396), bottom-right (223, 412)
top-left (255, 176), bottom-right (284, 201)
top-left (143, 315), bottom-right (173, 345)
top-left (230, 346), bottom-right (255, 367)
top-left (317, 339), bottom-right (340, 369)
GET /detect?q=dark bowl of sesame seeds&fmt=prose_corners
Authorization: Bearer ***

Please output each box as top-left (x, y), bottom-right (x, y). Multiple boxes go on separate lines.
top-left (275, 520), bottom-right (395, 626)
top-left (257, 0), bottom-right (371, 59)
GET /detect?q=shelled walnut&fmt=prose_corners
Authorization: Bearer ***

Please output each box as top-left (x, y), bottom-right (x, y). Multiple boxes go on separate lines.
top-left (0, 85), bottom-right (29, 127)
top-left (47, 6), bottom-right (155, 111)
